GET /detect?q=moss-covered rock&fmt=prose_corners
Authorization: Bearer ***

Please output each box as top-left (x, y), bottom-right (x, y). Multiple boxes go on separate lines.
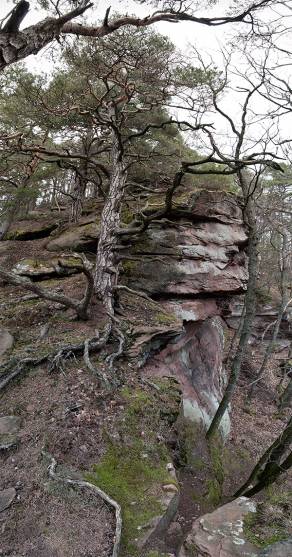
top-left (46, 218), bottom-right (99, 252)
top-left (6, 220), bottom-right (57, 241)
top-left (12, 256), bottom-right (83, 280)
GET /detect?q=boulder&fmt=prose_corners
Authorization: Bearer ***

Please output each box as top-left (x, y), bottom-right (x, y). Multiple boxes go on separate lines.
top-left (180, 497), bottom-right (258, 557)
top-left (259, 539), bottom-right (292, 556)
top-left (12, 256), bottom-right (83, 280)
top-left (6, 219), bottom-right (57, 240)
top-left (145, 190), bottom-right (244, 225)
top-left (0, 487), bottom-right (16, 512)
top-left (174, 190), bottom-right (244, 225)
top-left (0, 415), bottom-right (21, 450)
top-left (46, 218), bottom-right (99, 252)
top-left (0, 328), bottom-right (13, 359)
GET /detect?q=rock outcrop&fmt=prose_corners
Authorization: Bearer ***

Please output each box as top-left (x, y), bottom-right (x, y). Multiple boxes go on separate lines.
top-left (46, 216), bottom-right (99, 252)
top-left (6, 217), bottom-right (57, 240)
top-left (180, 497), bottom-right (258, 557)
top-left (143, 316), bottom-right (230, 437)
top-left (121, 191), bottom-right (248, 435)
top-left (44, 190), bottom-right (248, 435)
top-left (12, 256), bottom-right (83, 280)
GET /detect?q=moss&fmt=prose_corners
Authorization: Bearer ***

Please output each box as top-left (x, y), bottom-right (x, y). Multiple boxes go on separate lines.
top-left (155, 312), bottom-right (177, 325)
top-left (121, 206), bottom-right (135, 225)
top-left (86, 383), bottom-right (180, 556)
top-left (87, 443), bottom-right (168, 556)
top-left (122, 260), bottom-right (140, 276)
top-left (208, 440), bottom-right (225, 486)
top-left (206, 478), bottom-right (222, 505)
top-left (243, 490), bottom-right (292, 548)
top-left (145, 551), bottom-right (167, 557)
top-left (175, 417), bottom-right (202, 467)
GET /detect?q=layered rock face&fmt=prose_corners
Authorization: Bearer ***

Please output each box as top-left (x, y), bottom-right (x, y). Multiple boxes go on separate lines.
top-left (123, 190), bottom-right (248, 435)
top-left (46, 190), bottom-right (249, 433)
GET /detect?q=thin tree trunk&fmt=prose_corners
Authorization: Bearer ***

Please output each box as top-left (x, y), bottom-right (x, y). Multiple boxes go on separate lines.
top-left (206, 173), bottom-right (259, 440)
top-left (225, 302), bottom-right (246, 367)
top-left (279, 377), bottom-right (292, 409)
top-left (94, 111), bottom-right (127, 317)
top-left (71, 131), bottom-right (93, 222)
top-left (235, 416), bottom-right (292, 497)
top-left (248, 299), bottom-right (292, 399)
top-left (0, 201), bottom-right (20, 240)
top-left (248, 231), bottom-right (290, 399)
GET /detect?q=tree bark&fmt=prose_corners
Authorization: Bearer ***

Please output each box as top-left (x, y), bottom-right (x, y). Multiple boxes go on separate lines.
top-left (94, 110), bottom-right (127, 317)
top-left (0, 2), bottom-right (91, 71)
top-left (279, 377), bottom-right (292, 409)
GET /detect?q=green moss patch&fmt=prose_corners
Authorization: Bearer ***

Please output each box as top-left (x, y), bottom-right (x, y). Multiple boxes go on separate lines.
top-left (86, 382), bottom-right (181, 556)
top-left (244, 490), bottom-right (292, 548)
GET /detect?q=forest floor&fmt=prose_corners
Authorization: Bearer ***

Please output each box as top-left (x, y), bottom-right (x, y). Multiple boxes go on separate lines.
top-left (0, 227), bottom-right (291, 556)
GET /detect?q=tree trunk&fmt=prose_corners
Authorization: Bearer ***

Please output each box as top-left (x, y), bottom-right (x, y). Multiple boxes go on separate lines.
top-left (279, 377), bottom-right (292, 410)
top-left (248, 231), bottom-right (291, 399)
top-left (206, 174), bottom-right (259, 440)
top-left (94, 115), bottom-right (127, 317)
top-left (225, 302), bottom-right (246, 366)
top-left (0, 3), bottom-right (90, 71)
top-left (235, 416), bottom-right (292, 497)
top-left (248, 299), bottom-right (291, 399)
top-left (0, 201), bottom-right (20, 240)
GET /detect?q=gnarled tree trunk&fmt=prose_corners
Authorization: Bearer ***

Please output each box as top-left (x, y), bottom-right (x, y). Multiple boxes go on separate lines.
top-left (94, 109), bottom-right (127, 317)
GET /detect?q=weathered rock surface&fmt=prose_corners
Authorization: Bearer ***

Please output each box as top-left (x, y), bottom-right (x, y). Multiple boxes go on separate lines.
top-left (12, 256), bottom-right (83, 280)
top-left (143, 316), bottom-right (230, 437)
top-left (123, 221), bottom-right (248, 296)
top-left (46, 217), bottom-right (99, 252)
top-left (0, 487), bottom-right (16, 512)
top-left (45, 191), bottom-right (248, 297)
top-left (0, 328), bottom-right (13, 359)
top-left (0, 415), bottom-right (20, 450)
top-left (6, 218), bottom-right (57, 240)
top-left (180, 497), bottom-right (258, 557)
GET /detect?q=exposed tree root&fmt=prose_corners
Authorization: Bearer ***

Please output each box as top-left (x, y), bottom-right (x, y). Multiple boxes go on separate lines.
top-left (114, 284), bottom-right (156, 304)
top-left (0, 330), bottom-right (112, 392)
top-left (44, 453), bottom-right (122, 557)
top-left (84, 334), bottom-right (112, 390)
top-left (106, 324), bottom-right (125, 371)
top-left (0, 354), bottom-right (48, 391)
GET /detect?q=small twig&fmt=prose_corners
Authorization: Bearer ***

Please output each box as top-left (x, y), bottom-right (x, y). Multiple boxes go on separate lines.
top-left (44, 453), bottom-right (122, 557)
top-left (140, 377), bottom-right (161, 392)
